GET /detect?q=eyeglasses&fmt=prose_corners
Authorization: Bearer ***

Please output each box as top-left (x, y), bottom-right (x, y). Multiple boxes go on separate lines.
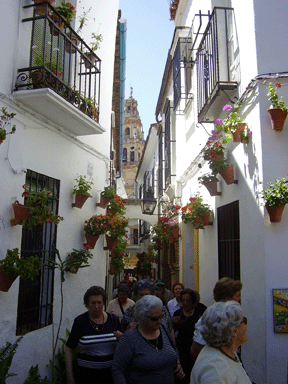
top-left (241, 317), bottom-right (248, 325)
top-left (146, 315), bottom-right (163, 321)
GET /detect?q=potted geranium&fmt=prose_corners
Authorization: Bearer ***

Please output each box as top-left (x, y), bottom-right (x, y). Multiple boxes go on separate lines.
top-left (198, 173), bottom-right (221, 196)
top-left (209, 158), bottom-right (236, 186)
top-left (11, 185), bottom-right (64, 229)
top-left (0, 107), bottom-right (16, 145)
top-left (0, 248), bottom-right (42, 292)
top-left (267, 82), bottom-right (288, 131)
top-left (96, 185), bottom-right (116, 209)
top-left (151, 217), bottom-right (170, 249)
top-left (107, 195), bottom-right (126, 216)
top-left (54, 1), bottom-right (76, 24)
top-left (72, 175), bottom-right (93, 208)
top-left (258, 177), bottom-right (288, 222)
top-left (104, 214), bottom-right (129, 251)
top-left (214, 104), bottom-right (249, 143)
top-left (109, 255), bottom-right (125, 275)
top-left (66, 245), bottom-right (93, 274)
top-left (201, 140), bottom-right (225, 162)
top-left (84, 214), bottom-right (106, 249)
top-left (182, 194), bottom-right (212, 229)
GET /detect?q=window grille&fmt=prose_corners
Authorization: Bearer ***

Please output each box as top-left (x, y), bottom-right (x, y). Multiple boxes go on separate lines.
top-left (173, 41), bottom-right (181, 109)
top-left (158, 128), bottom-right (163, 198)
top-left (217, 200), bottom-right (240, 280)
top-left (164, 102), bottom-right (171, 188)
top-left (16, 170), bottom-right (61, 335)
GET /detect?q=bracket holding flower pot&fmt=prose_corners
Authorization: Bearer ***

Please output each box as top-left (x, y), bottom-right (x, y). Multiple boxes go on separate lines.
top-left (219, 164), bottom-right (238, 185)
top-left (72, 193), bottom-right (89, 208)
top-left (268, 109), bottom-right (287, 132)
top-left (10, 201), bottom-right (31, 226)
top-left (203, 180), bottom-right (222, 196)
top-left (265, 204), bottom-right (285, 223)
top-left (96, 196), bottom-right (111, 209)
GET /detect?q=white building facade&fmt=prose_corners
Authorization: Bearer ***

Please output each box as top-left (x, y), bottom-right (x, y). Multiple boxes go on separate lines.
top-left (0, 0), bottom-right (119, 381)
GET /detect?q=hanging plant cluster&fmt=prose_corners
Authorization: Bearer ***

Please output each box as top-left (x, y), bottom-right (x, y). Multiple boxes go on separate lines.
top-left (151, 217), bottom-right (180, 250)
top-left (178, 193), bottom-right (212, 229)
top-left (72, 175), bottom-right (93, 208)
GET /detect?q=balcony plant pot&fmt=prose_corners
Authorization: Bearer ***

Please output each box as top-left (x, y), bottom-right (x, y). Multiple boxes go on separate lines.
top-left (268, 109), bottom-right (288, 132)
top-left (65, 34), bottom-right (79, 54)
top-left (232, 123), bottom-right (246, 142)
top-left (11, 200), bottom-right (31, 226)
top-left (203, 180), bottom-right (221, 196)
top-left (73, 193), bottom-right (89, 209)
top-left (219, 165), bottom-right (235, 185)
top-left (33, 0), bottom-right (54, 16)
top-left (84, 235), bottom-right (99, 249)
top-left (49, 14), bottom-right (65, 36)
top-left (0, 267), bottom-right (17, 292)
top-left (265, 204), bottom-right (285, 223)
top-left (31, 69), bottom-right (62, 89)
top-left (104, 235), bottom-right (117, 251)
top-left (96, 196), bottom-right (111, 209)
top-left (83, 52), bottom-right (97, 69)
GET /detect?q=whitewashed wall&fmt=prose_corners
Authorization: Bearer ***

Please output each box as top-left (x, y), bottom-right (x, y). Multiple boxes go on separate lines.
top-left (0, 0), bottom-right (119, 381)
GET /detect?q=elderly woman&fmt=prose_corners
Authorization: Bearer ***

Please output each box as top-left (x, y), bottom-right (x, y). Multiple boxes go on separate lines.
top-left (106, 284), bottom-right (135, 321)
top-left (190, 301), bottom-right (251, 384)
top-left (112, 295), bottom-right (185, 383)
top-left (121, 279), bottom-right (172, 331)
top-left (172, 288), bottom-right (205, 384)
top-left (65, 286), bottom-right (122, 384)
top-left (167, 282), bottom-right (184, 317)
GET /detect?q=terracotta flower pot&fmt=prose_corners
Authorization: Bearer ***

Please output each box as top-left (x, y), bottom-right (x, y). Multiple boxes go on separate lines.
top-left (85, 235), bottom-right (99, 249)
top-left (268, 109), bottom-right (288, 132)
top-left (265, 204), bottom-right (285, 223)
top-left (109, 263), bottom-right (116, 275)
top-left (11, 200), bottom-right (31, 226)
top-left (106, 207), bottom-right (115, 216)
top-left (73, 193), bottom-right (89, 209)
top-left (192, 217), bottom-right (203, 229)
top-left (104, 235), bottom-right (117, 251)
top-left (33, 0), bottom-right (54, 16)
top-left (65, 35), bottom-right (79, 54)
top-left (203, 180), bottom-right (222, 196)
top-left (199, 212), bottom-right (211, 226)
top-left (171, 227), bottom-right (180, 239)
top-left (67, 256), bottom-right (81, 274)
top-left (0, 267), bottom-right (18, 292)
top-left (219, 165), bottom-right (235, 185)
top-left (49, 14), bottom-right (65, 36)
top-left (96, 196), bottom-right (111, 209)
top-left (232, 123), bottom-right (246, 142)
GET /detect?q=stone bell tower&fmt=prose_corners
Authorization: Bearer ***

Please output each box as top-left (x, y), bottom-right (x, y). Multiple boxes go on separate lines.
top-left (122, 87), bottom-right (145, 198)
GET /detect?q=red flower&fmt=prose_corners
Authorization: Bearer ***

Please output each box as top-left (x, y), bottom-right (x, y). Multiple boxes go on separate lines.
top-left (189, 197), bottom-right (197, 202)
top-left (162, 217), bottom-right (168, 222)
top-left (175, 205), bottom-right (181, 210)
top-left (85, 244), bottom-right (91, 249)
top-left (275, 82), bottom-right (281, 88)
top-left (125, 234), bottom-right (128, 238)
top-left (188, 207), bottom-right (193, 211)
top-left (182, 206), bottom-right (187, 211)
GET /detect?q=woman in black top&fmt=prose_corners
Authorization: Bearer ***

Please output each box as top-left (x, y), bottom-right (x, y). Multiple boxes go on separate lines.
top-left (65, 286), bottom-right (122, 384)
top-left (172, 288), bottom-right (205, 384)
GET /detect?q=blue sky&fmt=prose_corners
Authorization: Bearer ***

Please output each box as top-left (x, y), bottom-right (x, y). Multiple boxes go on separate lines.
top-left (119, 0), bottom-right (175, 137)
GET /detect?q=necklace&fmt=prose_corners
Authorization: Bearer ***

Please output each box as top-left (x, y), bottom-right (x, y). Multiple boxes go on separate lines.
top-left (219, 347), bottom-right (238, 362)
top-left (138, 328), bottom-right (160, 351)
top-left (89, 313), bottom-right (105, 332)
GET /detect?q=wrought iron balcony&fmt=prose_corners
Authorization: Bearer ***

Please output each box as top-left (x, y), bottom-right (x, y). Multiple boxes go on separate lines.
top-left (14, 2), bottom-right (104, 135)
top-left (196, 7), bottom-right (238, 123)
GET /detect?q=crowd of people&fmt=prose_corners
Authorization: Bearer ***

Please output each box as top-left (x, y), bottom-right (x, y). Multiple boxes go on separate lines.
top-left (65, 277), bottom-right (253, 384)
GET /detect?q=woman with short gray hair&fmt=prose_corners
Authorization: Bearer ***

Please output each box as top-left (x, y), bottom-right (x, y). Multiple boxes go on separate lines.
top-left (191, 301), bottom-right (252, 383)
top-left (112, 295), bottom-right (185, 384)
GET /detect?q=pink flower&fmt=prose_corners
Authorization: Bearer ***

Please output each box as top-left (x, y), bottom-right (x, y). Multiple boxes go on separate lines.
top-left (214, 119), bottom-right (223, 125)
top-left (275, 83), bottom-right (281, 88)
top-left (223, 104), bottom-right (233, 111)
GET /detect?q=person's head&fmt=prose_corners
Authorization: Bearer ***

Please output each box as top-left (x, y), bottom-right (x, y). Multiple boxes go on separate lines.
top-left (134, 295), bottom-right (163, 331)
top-left (155, 278), bottom-right (166, 293)
top-left (201, 301), bottom-right (247, 349)
top-left (117, 284), bottom-right (130, 303)
top-left (213, 277), bottom-right (242, 302)
top-left (172, 282), bottom-right (184, 298)
top-left (133, 279), bottom-right (155, 300)
top-left (180, 288), bottom-right (198, 311)
top-left (84, 286), bottom-right (106, 316)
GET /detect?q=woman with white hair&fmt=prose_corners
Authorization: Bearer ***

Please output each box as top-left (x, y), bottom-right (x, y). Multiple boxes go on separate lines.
top-left (191, 301), bottom-right (251, 384)
top-left (112, 295), bottom-right (185, 383)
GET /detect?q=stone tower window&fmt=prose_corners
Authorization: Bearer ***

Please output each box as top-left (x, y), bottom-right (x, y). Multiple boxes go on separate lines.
top-left (123, 148), bottom-right (127, 161)
top-left (130, 151), bottom-right (135, 162)
top-left (125, 128), bottom-right (130, 136)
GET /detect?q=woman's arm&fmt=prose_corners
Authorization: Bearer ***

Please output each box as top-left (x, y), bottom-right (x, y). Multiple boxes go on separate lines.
top-left (65, 346), bottom-right (76, 384)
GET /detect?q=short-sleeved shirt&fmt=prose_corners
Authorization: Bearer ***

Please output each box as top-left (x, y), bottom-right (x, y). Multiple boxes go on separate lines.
top-left (106, 298), bottom-right (135, 322)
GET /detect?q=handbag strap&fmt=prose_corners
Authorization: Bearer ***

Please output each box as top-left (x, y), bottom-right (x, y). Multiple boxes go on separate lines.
top-left (118, 298), bottom-right (125, 315)
top-left (161, 323), bottom-right (177, 351)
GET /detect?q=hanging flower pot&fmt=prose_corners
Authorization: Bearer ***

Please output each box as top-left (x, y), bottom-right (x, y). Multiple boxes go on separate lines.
top-left (171, 227), bottom-right (180, 239)
top-left (219, 165), bottom-right (236, 185)
top-left (83, 52), bottom-right (97, 69)
top-left (85, 235), bottom-right (99, 249)
top-left (199, 212), bottom-right (211, 226)
top-left (0, 266), bottom-right (17, 292)
top-left (265, 204), bottom-right (285, 223)
top-left (66, 256), bottom-right (81, 274)
top-left (49, 14), bottom-right (66, 36)
top-left (268, 109), bottom-right (288, 132)
top-left (109, 263), bottom-right (116, 275)
top-left (11, 201), bottom-right (31, 226)
top-left (232, 123), bottom-right (246, 142)
top-left (73, 193), bottom-right (89, 209)
top-left (96, 196), bottom-right (112, 209)
top-left (106, 207), bottom-right (116, 216)
top-left (105, 235), bottom-right (117, 251)
top-left (203, 180), bottom-right (222, 196)
top-left (65, 34), bottom-right (79, 54)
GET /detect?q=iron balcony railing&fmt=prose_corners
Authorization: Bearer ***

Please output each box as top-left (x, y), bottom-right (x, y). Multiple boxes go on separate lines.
top-left (15, 2), bottom-right (101, 122)
top-left (196, 7), bottom-right (238, 122)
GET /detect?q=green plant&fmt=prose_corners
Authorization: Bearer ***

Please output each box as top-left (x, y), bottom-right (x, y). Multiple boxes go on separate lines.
top-left (0, 248), bottom-right (42, 280)
top-left (181, 194), bottom-right (211, 226)
top-left (55, 2), bottom-right (76, 24)
top-left (34, 55), bottom-right (63, 74)
top-left (105, 214), bottom-right (129, 238)
top-left (110, 256), bottom-right (125, 275)
top-left (0, 107), bottom-right (16, 144)
top-left (241, 126), bottom-right (252, 141)
top-left (267, 82), bottom-right (288, 111)
top-left (258, 178), bottom-right (288, 208)
top-left (101, 185), bottom-right (116, 198)
top-left (214, 103), bottom-right (245, 134)
top-left (198, 173), bottom-right (219, 185)
top-left (108, 195), bottom-right (126, 215)
top-left (23, 365), bottom-right (48, 384)
top-left (208, 157), bottom-right (230, 175)
top-left (90, 33), bottom-right (103, 51)
top-left (21, 184), bottom-right (64, 230)
top-left (0, 336), bottom-right (22, 384)
top-left (151, 217), bottom-right (170, 244)
top-left (72, 175), bottom-right (93, 197)
top-left (66, 245), bottom-right (93, 272)
top-left (84, 214), bottom-right (107, 236)
top-left (114, 236), bottom-right (128, 256)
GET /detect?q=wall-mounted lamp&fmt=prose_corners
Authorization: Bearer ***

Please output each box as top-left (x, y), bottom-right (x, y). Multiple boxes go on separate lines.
top-left (141, 188), bottom-right (157, 215)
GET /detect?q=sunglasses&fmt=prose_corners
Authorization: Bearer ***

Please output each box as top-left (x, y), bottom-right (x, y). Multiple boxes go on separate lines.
top-left (146, 315), bottom-right (163, 321)
top-left (241, 316), bottom-right (248, 325)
